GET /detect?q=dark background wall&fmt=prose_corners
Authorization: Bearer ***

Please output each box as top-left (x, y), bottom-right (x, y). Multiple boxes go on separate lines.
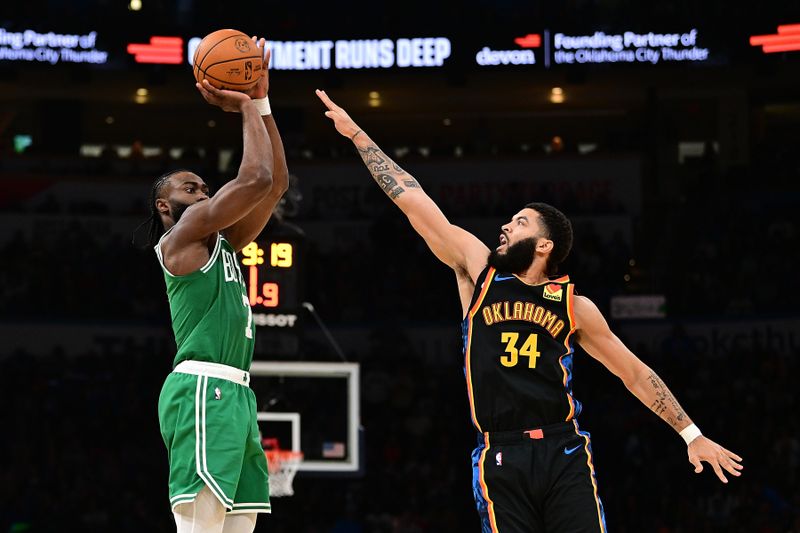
top-left (1, 1), bottom-right (799, 531)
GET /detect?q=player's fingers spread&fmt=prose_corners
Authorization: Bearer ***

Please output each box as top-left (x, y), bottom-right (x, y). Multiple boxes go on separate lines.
top-left (689, 456), bottom-right (703, 473)
top-left (723, 448), bottom-right (743, 462)
top-left (711, 461), bottom-right (727, 483)
top-left (722, 460), bottom-right (741, 476)
top-left (723, 455), bottom-right (744, 471)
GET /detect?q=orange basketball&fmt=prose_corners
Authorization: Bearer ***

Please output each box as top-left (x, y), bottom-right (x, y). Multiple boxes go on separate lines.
top-left (193, 29), bottom-right (263, 91)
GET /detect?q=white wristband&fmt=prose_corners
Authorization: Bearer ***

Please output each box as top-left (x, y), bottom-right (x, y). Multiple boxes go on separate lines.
top-left (253, 97), bottom-right (271, 116)
top-left (679, 423), bottom-right (702, 445)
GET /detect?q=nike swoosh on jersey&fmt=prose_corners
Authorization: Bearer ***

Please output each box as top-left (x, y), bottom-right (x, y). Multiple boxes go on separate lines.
top-left (494, 275), bottom-right (515, 281)
top-left (564, 444), bottom-right (582, 455)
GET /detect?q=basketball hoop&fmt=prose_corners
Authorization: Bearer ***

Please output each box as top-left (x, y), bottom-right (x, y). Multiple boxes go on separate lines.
top-left (263, 438), bottom-right (303, 497)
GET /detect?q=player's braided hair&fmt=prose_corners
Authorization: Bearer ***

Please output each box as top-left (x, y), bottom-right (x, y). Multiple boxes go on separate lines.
top-left (132, 169), bottom-right (188, 249)
top-left (524, 202), bottom-right (573, 276)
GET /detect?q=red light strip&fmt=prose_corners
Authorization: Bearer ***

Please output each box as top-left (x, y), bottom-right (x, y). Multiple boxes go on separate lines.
top-left (750, 24), bottom-right (800, 54)
top-left (127, 36), bottom-right (183, 64)
top-left (763, 43), bottom-right (800, 53)
top-left (514, 34), bottom-right (542, 48)
top-left (749, 34), bottom-right (800, 46)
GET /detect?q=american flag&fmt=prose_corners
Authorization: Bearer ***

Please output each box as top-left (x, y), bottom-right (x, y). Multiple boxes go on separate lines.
top-left (322, 441), bottom-right (346, 459)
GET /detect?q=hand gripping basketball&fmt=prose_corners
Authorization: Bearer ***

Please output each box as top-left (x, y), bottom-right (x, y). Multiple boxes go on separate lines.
top-left (196, 80), bottom-right (252, 113)
top-left (245, 37), bottom-right (270, 100)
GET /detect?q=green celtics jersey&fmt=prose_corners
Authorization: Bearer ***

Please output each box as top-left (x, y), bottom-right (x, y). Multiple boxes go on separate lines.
top-left (155, 230), bottom-right (255, 371)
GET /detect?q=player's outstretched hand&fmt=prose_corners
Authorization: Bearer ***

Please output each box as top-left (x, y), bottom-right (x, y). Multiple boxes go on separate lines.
top-left (245, 37), bottom-right (270, 100)
top-left (315, 89), bottom-right (361, 139)
top-left (687, 436), bottom-right (743, 483)
top-left (196, 79), bottom-right (252, 113)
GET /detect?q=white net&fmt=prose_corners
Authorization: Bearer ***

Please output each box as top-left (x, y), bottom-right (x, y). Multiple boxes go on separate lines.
top-left (266, 450), bottom-right (303, 497)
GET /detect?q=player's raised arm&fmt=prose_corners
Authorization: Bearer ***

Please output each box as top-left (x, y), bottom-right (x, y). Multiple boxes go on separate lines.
top-left (220, 41), bottom-right (290, 252)
top-left (169, 81), bottom-right (274, 245)
top-left (573, 295), bottom-right (744, 483)
top-left (316, 89), bottom-right (489, 282)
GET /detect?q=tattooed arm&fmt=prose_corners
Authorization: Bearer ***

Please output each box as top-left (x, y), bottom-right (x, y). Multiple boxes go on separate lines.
top-left (315, 89), bottom-right (489, 284)
top-left (573, 295), bottom-right (744, 483)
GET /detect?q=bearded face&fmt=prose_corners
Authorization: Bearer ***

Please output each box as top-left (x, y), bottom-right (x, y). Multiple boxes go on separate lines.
top-left (487, 237), bottom-right (538, 274)
top-left (169, 199), bottom-right (192, 223)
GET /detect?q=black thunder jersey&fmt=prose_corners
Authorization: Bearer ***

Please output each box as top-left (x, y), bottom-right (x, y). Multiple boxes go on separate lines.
top-left (462, 267), bottom-right (582, 432)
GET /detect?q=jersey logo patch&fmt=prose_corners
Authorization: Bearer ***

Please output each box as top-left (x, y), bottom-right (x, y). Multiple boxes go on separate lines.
top-left (495, 451), bottom-right (503, 466)
top-left (214, 387), bottom-right (222, 400)
top-left (543, 283), bottom-right (563, 302)
top-left (494, 275), bottom-right (515, 281)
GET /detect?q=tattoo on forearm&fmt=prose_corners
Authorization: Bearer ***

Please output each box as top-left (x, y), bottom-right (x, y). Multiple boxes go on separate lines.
top-left (357, 144), bottom-right (418, 201)
top-left (650, 399), bottom-right (667, 416)
top-left (646, 371), bottom-right (688, 429)
top-left (361, 146), bottom-right (385, 167)
top-left (376, 174), bottom-right (404, 199)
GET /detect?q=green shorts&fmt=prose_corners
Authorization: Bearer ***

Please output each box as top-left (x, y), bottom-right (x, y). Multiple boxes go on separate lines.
top-left (158, 363), bottom-right (270, 514)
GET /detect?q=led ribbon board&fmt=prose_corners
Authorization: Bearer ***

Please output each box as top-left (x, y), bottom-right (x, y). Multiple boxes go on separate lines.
top-left (0, 28), bottom-right (108, 64)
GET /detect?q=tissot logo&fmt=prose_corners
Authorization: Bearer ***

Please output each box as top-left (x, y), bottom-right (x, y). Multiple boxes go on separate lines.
top-left (750, 24), bottom-right (800, 54)
top-left (475, 34), bottom-right (540, 66)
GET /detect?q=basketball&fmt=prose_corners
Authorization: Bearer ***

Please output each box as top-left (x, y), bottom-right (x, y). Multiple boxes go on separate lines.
top-left (192, 29), bottom-right (263, 91)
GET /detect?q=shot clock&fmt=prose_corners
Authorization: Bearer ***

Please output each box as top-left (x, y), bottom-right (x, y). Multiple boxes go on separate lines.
top-left (239, 238), bottom-right (302, 330)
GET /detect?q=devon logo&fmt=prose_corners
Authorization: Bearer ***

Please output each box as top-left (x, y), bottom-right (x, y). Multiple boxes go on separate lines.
top-left (543, 284), bottom-right (563, 302)
top-left (476, 34), bottom-right (541, 66)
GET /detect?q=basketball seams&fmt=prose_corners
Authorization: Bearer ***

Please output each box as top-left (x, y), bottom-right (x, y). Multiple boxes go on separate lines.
top-left (195, 68), bottom-right (260, 88)
top-left (196, 33), bottom-right (252, 74)
top-left (202, 55), bottom-right (262, 70)
top-left (197, 54), bottom-right (262, 88)
top-left (194, 30), bottom-right (261, 90)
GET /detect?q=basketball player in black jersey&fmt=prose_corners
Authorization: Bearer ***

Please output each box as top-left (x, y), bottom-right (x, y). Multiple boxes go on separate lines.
top-left (316, 90), bottom-right (743, 533)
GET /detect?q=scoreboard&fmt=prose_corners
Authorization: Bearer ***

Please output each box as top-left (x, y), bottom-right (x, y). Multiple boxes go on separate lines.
top-left (239, 238), bottom-right (302, 330)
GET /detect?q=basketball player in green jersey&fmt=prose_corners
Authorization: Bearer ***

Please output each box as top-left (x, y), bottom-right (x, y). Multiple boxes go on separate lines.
top-left (317, 90), bottom-right (743, 532)
top-left (148, 39), bottom-right (288, 533)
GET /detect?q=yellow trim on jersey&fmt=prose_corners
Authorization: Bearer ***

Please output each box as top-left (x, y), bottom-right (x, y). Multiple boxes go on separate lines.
top-left (479, 433), bottom-right (500, 533)
top-left (469, 268), bottom-right (497, 317)
top-left (560, 284), bottom-right (577, 421)
top-left (572, 420), bottom-right (607, 533)
top-left (566, 284), bottom-right (577, 332)
top-left (559, 352), bottom-right (576, 421)
top-left (465, 267), bottom-right (496, 433)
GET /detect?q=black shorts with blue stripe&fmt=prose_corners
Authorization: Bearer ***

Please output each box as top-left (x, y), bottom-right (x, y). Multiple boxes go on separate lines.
top-left (471, 420), bottom-right (607, 533)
